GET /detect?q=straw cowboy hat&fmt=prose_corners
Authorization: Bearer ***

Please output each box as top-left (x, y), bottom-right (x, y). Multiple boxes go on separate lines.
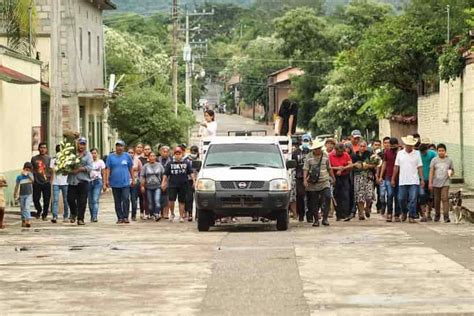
top-left (420, 137), bottom-right (432, 144)
top-left (309, 139), bottom-right (325, 150)
top-left (401, 135), bottom-right (418, 146)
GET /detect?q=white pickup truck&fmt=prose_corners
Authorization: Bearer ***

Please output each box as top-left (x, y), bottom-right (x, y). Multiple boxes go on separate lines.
top-left (193, 136), bottom-right (296, 231)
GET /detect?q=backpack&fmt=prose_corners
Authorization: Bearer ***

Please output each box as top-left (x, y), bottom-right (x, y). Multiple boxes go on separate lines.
top-left (308, 154), bottom-right (324, 184)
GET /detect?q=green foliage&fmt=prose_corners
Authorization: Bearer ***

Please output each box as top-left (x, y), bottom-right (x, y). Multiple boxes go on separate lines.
top-left (109, 87), bottom-right (194, 146)
top-left (439, 43), bottom-right (466, 83)
top-left (1, 0), bottom-right (37, 55)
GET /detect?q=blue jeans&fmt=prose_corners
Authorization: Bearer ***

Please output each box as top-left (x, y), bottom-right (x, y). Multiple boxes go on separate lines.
top-left (112, 187), bottom-right (130, 220)
top-left (88, 179), bottom-right (103, 220)
top-left (130, 182), bottom-right (139, 218)
top-left (146, 188), bottom-right (162, 216)
top-left (398, 185), bottom-right (419, 218)
top-left (52, 185), bottom-right (69, 219)
top-left (20, 195), bottom-right (33, 220)
top-left (384, 177), bottom-right (400, 216)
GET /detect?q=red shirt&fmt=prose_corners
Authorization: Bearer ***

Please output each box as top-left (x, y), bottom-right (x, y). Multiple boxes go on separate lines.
top-left (383, 149), bottom-right (398, 178)
top-left (329, 152), bottom-right (352, 176)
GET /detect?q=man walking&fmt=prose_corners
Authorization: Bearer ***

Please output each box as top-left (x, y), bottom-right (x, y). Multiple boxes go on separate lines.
top-left (379, 138), bottom-right (401, 222)
top-left (136, 143), bottom-right (151, 219)
top-left (67, 138), bottom-right (93, 226)
top-left (303, 139), bottom-right (335, 227)
top-left (31, 142), bottom-right (52, 220)
top-left (329, 143), bottom-right (353, 221)
top-left (159, 146), bottom-right (172, 220)
top-left (392, 135), bottom-right (424, 223)
top-left (104, 140), bottom-right (134, 224)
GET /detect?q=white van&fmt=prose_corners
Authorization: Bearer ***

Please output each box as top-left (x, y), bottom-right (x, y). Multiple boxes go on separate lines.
top-left (193, 137), bottom-right (296, 231)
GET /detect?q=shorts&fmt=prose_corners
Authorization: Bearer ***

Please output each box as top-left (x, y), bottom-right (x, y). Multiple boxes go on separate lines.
top-left (168, 186), bottom-right (188, 203)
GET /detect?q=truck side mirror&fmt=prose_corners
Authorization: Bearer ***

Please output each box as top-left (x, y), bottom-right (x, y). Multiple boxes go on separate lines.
top-left (286, 160), bottom-right (297, 169)
top-left (192, 160), bottom-right (202, 171)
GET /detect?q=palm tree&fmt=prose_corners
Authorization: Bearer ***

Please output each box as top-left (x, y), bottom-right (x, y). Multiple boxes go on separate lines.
top-left (1, 0), bottom-right (36, 56)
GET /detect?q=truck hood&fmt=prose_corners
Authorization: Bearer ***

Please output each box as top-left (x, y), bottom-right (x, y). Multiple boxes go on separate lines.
top-left (199, 167), bottom-right (287, 182)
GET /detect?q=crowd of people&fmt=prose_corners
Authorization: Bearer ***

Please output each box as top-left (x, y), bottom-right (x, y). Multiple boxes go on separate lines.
top-left (0, 110), bottom-right (218, 229)
top-left (290, 130), bottom-right (455, 226)
top-left (0, 105), bottom-right (456, 229)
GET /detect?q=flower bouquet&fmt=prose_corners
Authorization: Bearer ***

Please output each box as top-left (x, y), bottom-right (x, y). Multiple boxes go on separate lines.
top-left (54, 131), bottom-right (81, 175)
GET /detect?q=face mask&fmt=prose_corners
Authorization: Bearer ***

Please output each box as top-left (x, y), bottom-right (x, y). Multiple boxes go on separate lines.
top-left (190, 154), bottom-right (198, 159)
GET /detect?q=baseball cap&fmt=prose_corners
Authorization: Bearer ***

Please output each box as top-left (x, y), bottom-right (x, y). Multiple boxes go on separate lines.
top-left (115, 139), bottom-right (125, 146)
top-left (78, 137), bottom-right (87, 144)
top-left (351, 130), bottom-right (362, 138)
top-left (302, 134), bottom-right (312, 142)
top-left (173, 146), bottom-right (183, 154)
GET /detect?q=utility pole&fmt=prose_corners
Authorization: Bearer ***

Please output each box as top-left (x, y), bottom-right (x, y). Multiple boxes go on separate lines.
top-left (50, 0), bottom-right (62, 147)
top-left (446, 5), bottom-right (451, 44)
top-left (28, 1), bottom-right (33, 57)
top-left (184, 8), bottom-right (214, 110)
top-left (172, 0), bottom-right (179, 117)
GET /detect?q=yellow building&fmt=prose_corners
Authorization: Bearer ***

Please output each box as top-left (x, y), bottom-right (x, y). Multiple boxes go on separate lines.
top-left (0, 45), bottom-right (42, 205)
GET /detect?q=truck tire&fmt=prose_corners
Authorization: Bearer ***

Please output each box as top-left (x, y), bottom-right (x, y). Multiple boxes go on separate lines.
top-left (276, 210), bottom-right (289, 231)
top-left (197, 209), bottom-right (211, 232)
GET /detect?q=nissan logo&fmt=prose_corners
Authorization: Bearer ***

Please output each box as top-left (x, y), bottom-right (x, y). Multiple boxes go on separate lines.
top-left (238, 182), bottom-right (247, 189)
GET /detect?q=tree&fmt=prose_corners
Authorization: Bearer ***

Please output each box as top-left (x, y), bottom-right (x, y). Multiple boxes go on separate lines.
top-left (109, 87), bottom-right (194, 146)
top-left (1, 0), bottom-right (36, 55)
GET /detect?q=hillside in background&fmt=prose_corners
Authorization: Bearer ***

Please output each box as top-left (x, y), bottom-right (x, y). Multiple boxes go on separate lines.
top-left (111, 0), bottom-right (407, 15)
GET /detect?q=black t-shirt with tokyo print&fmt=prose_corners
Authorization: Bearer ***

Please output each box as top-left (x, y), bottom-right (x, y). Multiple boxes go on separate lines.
top-left (164, 158), bottom-right (193, 188)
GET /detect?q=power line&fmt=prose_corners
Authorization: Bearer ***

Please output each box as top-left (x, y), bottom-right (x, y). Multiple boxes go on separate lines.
top-left (199, 56), bottom-right (334, 63)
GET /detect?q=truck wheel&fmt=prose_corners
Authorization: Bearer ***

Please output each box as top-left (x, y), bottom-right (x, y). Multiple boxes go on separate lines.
top-left (276, 211), bottom-right (289, 231)
top-left (197, 209), bottom-right (211, 232)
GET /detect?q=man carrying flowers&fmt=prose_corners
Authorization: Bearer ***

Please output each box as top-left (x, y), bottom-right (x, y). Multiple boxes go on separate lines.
top-left (67, 137), bottom-right (93, 226)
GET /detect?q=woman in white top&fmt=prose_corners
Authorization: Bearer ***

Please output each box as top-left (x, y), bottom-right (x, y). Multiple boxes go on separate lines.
top-left (199, 109), bottom-right (218, 137)
top-left (88, 148), bottom-right (106, 222)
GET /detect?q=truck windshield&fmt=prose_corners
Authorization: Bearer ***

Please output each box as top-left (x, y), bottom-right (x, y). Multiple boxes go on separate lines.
top-left (204, 144), bottom-right (284, 169)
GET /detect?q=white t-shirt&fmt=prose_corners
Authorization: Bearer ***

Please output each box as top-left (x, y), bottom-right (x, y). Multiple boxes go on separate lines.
top-left (50, 158), bottom-right (68, 186)
top-left (200, 121), bottom-right (217, 137)
top-left (395, 149), bottom-right (423, 185)
top-left (90, 159), bottom-right (106, 180)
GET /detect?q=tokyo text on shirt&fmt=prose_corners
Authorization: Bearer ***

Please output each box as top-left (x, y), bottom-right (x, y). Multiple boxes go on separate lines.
top-left (164, 159), bottom-right (192, 188)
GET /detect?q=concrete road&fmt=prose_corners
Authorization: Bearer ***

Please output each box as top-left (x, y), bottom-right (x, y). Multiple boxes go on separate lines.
top-left (1, 114), bottom-right (473, 315)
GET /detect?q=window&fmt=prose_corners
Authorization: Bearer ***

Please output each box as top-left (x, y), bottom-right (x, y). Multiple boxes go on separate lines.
top-left (88, 114), bottom-right (95, 148)
top-left (204, 144), bottom-right (284, 169)
top-left (41, 102), bottom-right (50, 148)
top-left (97, 36), bottom-right (100, 65)
top-left (79, 27), bottom-right (83, 60)
top-left (88, 31), bottom-right (91, 63)
top-left (79, 105), bottom-right (86, 135)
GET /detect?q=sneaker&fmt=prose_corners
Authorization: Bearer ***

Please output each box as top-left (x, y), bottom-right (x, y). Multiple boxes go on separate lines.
top-left (51, 218), bottom-right (57, 224)
top-left (123, 219), bottom-right (130, 224)
top-left (170, 214), bottom-right (175, 222)
top-left (408, 218), bottom-right (416, 224)
top-left (444, 216), bottom-right (451, 223)
top-left (155, 215), bottom-right (162, 222)
top-left (179, 217), bottom-right (185, 223)
top-left (70, 218), bottom-right (76, 224)
top-left (92, 218), bottom-right (98, 223)
top-left (386, 215), bottom-right (393, 222)
top-left (322, 219), bottom-right (330, 226)
top-left (77, 220), bottom-right (85, 226)
top-left (434, 214), bottom-right (441, 222)
top-left (116, 220), bottom-right (124, 224)
top-left (188, 216), bottom-right (193, 222)
top-left (312, 220), bottom-right (320, 227)
top-left (394, 216), bottom-right (401, 222)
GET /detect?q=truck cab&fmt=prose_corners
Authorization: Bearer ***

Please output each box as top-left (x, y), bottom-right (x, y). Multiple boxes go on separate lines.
top-left (194, 137), bottom-right (296, 231)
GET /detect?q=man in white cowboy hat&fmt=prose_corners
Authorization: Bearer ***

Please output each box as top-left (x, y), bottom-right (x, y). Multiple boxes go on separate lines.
top-left (303, 139), bottom-right (335, 227)
top-left (392, 135), bottom-right (424, 223)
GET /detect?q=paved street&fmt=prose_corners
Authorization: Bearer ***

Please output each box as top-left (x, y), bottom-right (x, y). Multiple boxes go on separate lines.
top-left (1, 113), bottom-right (473, 315)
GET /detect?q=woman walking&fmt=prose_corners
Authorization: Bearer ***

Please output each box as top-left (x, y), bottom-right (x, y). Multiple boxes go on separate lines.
top-left (88, 148), bottom-right (106, 222)
top-left (140, 152), bottom-right (165, 221)
top-left (352, 141), bottom-right (378, 220)
top-left (128, 147), bottom-right (142, 221)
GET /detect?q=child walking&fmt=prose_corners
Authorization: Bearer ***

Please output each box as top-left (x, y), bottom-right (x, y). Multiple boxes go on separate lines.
top-left (15, 162), bottom-right (35, 228)
top-left (429, 144), bottom-right (454, 223)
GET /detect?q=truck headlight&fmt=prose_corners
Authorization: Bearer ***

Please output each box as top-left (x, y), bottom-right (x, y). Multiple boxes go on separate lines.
top-left (196, 179), bottom-right (216, 192)
top-left (269, 179), bottom-right (289, 191)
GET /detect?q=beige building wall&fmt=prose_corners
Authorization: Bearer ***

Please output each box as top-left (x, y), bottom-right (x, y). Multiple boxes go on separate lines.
top-left (0, 52), bottom-right (41, 203)
top-left (418, 63), bottom-right (474, 188)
